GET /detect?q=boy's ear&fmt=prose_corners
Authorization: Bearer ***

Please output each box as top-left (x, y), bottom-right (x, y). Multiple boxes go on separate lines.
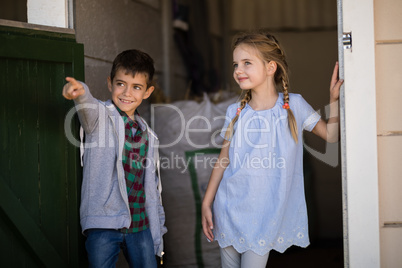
top-left (266, 61), bottom-right (277, 75)
top-left (143, 86), bottom-right (155, 99)
top-left (107, 76), bottom-right (113, 92)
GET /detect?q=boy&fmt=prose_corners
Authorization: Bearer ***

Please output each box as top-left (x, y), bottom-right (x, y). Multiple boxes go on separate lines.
top-left (63, 49), bottom-right (167, 267)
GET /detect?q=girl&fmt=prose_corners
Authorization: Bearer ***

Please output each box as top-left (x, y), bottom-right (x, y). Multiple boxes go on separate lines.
top-left (201, 30), bottom-right (343, 267)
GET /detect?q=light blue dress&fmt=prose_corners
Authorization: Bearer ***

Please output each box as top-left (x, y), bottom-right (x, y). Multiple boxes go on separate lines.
top-left (213, 93), bottom-right (321, 256)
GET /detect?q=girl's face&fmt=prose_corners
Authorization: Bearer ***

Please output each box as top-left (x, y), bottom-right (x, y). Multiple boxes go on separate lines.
top-left (233, 44), bottom-right (271, 91)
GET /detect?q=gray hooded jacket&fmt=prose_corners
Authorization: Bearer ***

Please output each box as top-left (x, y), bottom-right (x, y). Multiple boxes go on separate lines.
top-left (73, 83), bottom-right (167, 256)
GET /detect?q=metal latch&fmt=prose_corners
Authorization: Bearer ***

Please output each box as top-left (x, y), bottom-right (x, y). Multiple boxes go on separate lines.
top-left (343, 32), bottom-right (352, 50)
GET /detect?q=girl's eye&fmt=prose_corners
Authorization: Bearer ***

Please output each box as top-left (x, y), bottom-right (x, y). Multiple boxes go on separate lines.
top-left (233, 63), bottom-right (238, 69)
top-left (245, 61), bottom-right (251, 66)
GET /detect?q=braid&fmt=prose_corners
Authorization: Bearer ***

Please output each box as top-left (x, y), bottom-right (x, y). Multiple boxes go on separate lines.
top-left (269, 35), bottom-right (299, 143)
top-left (240, 89), bottom-right (252, 109)
top-left (224, 90), bottom-right (251, 140)
top-left (282, 79), bottom-right (290, 103)
top-left (281, 75), bottom-right (298, 143)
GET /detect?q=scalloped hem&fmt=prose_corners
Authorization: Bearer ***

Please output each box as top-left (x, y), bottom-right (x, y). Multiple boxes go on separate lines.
top-left (214, 238), bottom-right (310, 256)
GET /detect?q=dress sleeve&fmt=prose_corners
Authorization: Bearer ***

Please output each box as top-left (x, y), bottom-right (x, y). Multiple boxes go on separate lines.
top-left (294, 95), bottom-right (321, 132)
top-left (220, 103), bottom-right (238, 141)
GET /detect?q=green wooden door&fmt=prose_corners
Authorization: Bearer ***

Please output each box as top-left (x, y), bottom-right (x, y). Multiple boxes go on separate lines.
top-left (0, 25), bottom-right (85, 267)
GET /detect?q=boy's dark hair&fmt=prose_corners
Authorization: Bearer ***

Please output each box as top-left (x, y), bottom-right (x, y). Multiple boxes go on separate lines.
top-left (110, 49), bottom-right (155, 87)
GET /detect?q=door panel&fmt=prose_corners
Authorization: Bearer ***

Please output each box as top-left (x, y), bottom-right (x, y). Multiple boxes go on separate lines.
top-left (0, 25), bottom-right (85, 267)
top-left (338, 0), bottom-right (381, 267)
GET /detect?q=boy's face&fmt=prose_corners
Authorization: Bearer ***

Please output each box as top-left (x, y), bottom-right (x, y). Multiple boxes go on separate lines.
top-left (107, 68), bottom-right (154, 119)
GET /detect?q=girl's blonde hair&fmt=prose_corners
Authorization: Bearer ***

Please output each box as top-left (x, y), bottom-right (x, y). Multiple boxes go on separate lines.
top-left (224, 30), bottom-right (298, 143)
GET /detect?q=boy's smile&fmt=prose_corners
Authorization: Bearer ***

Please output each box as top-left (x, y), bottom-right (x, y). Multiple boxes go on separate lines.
top-left (108, 69), bottom-right (154, 119)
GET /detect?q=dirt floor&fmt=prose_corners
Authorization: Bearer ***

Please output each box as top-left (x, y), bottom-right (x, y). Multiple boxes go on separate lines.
top-left (267, 239), bottom-right (343, 268)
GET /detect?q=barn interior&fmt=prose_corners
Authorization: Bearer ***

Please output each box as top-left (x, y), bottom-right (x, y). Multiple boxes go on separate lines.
top-left (1, 0), bottom-right (343, 267)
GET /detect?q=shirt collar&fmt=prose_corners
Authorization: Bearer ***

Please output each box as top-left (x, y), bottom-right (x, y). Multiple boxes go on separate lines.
top-left (113, 102), bottom-right (146, 131)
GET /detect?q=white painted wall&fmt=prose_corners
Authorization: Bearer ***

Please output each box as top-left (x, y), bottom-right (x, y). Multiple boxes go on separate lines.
top-left (27, 0), bottom-right (68, 28)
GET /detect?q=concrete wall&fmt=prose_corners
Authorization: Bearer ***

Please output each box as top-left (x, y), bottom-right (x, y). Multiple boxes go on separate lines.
top-left (74, 0), bottom-right (163, 100)
top-left (74, 0), bottom-right (203, 107)
top-left (75, 0), bottom-right (170, 117)
top-left (374, 0), bottom-right (402, 267)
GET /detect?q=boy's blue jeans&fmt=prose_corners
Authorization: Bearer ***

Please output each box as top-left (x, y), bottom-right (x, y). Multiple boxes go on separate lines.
top-left (85, 228), bottom-right (157, 268)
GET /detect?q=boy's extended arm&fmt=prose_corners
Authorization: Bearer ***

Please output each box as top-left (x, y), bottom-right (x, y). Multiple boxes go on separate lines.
top-left (62, 77), bottom-right (100, 134)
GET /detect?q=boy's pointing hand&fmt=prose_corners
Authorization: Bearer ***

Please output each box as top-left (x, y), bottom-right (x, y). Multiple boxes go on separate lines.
top-left (63, 77), bottom-right (85, 100)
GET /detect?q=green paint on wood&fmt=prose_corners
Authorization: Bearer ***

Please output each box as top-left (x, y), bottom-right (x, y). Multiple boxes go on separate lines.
top-left (0, 26), bottom-right (85, 267)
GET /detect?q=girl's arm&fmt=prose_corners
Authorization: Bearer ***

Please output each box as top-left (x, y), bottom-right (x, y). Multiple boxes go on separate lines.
top-left (312, 62), bottom-right (344, 143)
top-left (201, 139), bottom-right (230, 241)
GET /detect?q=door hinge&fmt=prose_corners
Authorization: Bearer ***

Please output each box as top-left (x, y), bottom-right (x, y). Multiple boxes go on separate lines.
top-left (343, 32), bottom-right (352, 50)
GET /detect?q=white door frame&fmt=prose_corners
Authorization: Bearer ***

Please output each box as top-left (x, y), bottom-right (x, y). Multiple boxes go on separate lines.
top-left (338, 0), bottom-right (381, 267)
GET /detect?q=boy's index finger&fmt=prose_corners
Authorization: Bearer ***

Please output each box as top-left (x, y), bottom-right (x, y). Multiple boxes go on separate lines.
top-left (63, 77), bottom-right (85, 100)
top-left (66, 77), bottom-right (84, 91)
top-left (65, 77), bottom-right (79, 86)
